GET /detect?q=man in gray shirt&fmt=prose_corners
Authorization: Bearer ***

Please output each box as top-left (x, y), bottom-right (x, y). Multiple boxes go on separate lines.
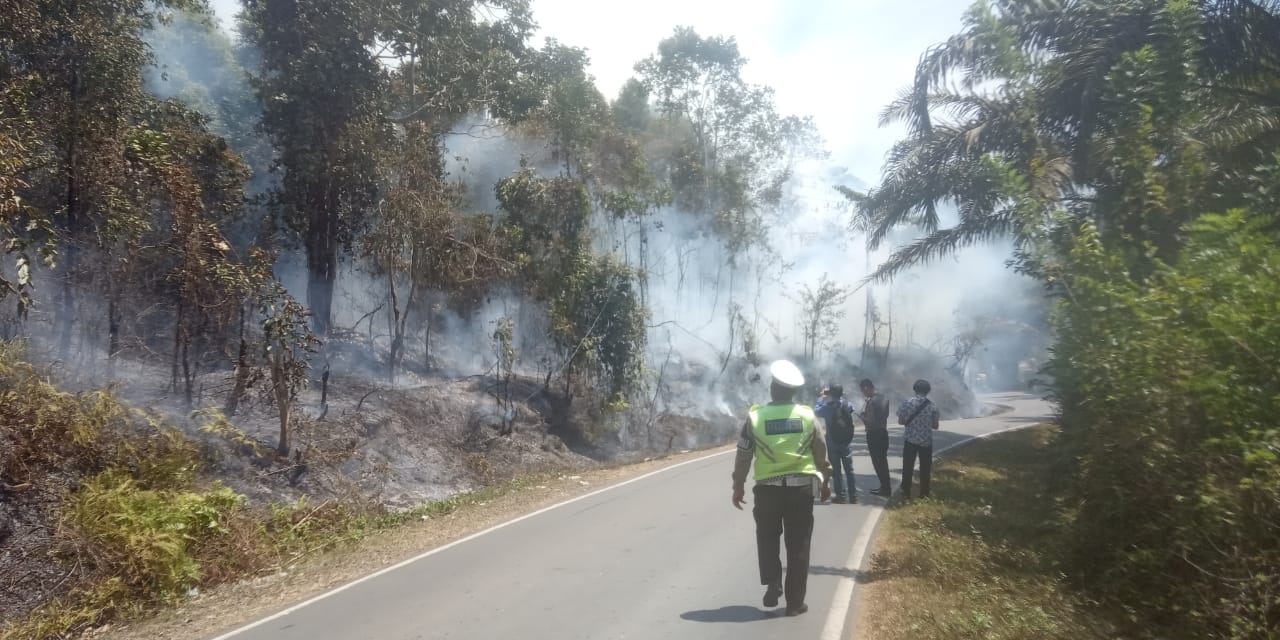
top-left (858, 378), bottom-right (893, 496)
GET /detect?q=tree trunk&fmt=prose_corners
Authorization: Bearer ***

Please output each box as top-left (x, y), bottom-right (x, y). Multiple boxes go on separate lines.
top-left (422, 309), bottom-right (432, 371)
top-left (225, 306), bottom-right (249, 417)
top-left (883, 287), bottom-right (894, 370)
top-left (181, 336), bottom-right (193, 410)
top-left (387, 272), bottom-right (399, 382)
top-left (107, 298), bottom-right (120, 380)
top-left (58, 68), bottom-right (83, 362)
top-left (305, 212), bottom-right (336, 336)
top-left (171, 300), bottom-right (184, 394)
top-left (637, 217), bottom-right (649, 309)
top-left (272, 350), bottom-right (290, 457)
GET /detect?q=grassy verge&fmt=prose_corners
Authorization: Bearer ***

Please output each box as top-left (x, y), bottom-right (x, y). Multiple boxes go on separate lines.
top-left (857, 425), bottom-right (1118, 640)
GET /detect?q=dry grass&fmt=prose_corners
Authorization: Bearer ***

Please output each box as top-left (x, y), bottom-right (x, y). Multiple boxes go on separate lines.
top-left (856, 425), bottom-right (1119, 640)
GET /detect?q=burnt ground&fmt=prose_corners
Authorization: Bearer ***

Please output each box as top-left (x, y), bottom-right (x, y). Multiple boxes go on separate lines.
top-left (0, 340), bottom-right (736, 628)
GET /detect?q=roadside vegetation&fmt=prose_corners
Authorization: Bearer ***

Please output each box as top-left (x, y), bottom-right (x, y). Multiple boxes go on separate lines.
top-left (860, 425), bottom-right (1113, 640)
top-left (0, 339), bottom-right (565, 640)
top-left (855, 2), bottom-right (1280, 637)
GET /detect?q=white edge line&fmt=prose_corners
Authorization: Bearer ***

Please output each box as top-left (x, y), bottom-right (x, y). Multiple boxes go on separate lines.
top-left (208, 448), bottom-right (735, 640)
top-left (820, 416), bottom-right (1049, 640)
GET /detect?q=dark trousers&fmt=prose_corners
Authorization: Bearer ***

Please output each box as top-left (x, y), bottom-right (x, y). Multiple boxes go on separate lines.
top-left (753, 484), bottom-right (814, 607)
top-left (865, 428), bottom-right (891, 490)
top-left (901, 441), bottom-right (933, 498)
top-left (827, 438), bottom-right (855, 498)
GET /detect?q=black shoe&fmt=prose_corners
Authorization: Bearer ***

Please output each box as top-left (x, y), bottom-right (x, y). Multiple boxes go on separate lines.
top-left (763, 584), bottom-right (782, 608)
top-left (832, 495), bottom-right (847, 504)
top-left (849, 492), bottom-right (858, 504)
top-left (873, 487), bottom-right (892, 497)
top-left (785, 603), bottom-right (809, 616)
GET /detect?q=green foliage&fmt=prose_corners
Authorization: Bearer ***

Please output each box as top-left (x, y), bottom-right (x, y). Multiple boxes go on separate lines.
top-left (529, 41), bottom-right (611, 177)
top-left (1050, 210), bottom-right (1280, 639)
top-left (855, 0), bottom-right (1280, 281)
top-left (64, 469), bottom-right (246, 598)
top-left (498, 166), bottom-right (592, 291)
top-left (0, 117), bottom-right (56, 317)
top-left (1, 579), bottom-right (135, 640)
top-left (635, 26), bottom-right (815, 257)
top-left (144, 8), bottom-right (272, 194)
top-left (498, 169), bottom-right (647, 403)
top-left (258, 278), bottom-right (320, 456)
top-left (864, 4), bottom-right (1280, 637)
top-left (375, 0), bottom-right (537, 126)
top-left (553, 256), bottom-right (647, 402)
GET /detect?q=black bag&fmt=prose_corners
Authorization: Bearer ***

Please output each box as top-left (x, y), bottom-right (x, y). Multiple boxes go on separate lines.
top-left (900, 398), bottom-right (933, 427)
top-left (828, 403), bottom-right (856, 445)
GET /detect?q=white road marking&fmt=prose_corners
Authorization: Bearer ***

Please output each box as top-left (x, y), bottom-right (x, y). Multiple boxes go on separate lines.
top-left (208, 448), bottom-right (735, 640)
top-left (818, 415), bottom-right (1048, 640)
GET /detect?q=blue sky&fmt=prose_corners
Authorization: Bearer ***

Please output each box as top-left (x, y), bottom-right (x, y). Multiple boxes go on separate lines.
top-left (206, 0), bottom-right (975, 184)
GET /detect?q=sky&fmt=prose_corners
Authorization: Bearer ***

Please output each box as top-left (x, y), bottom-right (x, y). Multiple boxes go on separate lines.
top-left (205, 0), bottom-right (975, 184)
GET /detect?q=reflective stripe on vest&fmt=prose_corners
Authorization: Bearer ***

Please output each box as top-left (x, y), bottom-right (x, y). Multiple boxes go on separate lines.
top-left (748, 403), bottom-right (819, 482)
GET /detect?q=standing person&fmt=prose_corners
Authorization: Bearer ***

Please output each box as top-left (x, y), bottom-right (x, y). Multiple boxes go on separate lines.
top-left (858, 378), bottom-right (893, 497)
top-left (815, 384), bottom-right (858, 503)
top-left (732, 360), bottom-right (833, 616)
top-left (897, 379), bottom-right (941, 499)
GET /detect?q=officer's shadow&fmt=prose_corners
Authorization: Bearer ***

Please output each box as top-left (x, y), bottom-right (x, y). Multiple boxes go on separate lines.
top-left (680, 605), bottom-right (778, 622)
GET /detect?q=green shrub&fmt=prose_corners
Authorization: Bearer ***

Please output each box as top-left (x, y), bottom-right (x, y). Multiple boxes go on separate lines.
top-left (63, 469), bottom-right (246, 599)
top-left (1051, 211), bottom-right (1280, 638)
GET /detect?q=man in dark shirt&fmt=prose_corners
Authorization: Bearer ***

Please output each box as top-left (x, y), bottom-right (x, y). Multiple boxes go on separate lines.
top-left (858, 378), bottom-right (892, 497)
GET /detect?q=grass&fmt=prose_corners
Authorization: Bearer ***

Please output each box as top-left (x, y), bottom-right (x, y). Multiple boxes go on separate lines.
top-left (857, 424), bottom-right (1119, 640)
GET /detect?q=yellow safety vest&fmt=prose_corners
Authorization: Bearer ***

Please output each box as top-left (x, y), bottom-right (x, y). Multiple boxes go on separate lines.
top-left (748, 403), bottom-right (819, 482)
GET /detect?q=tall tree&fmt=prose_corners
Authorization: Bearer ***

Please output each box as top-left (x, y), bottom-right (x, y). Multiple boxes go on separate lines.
top-left (792, 274), bottom-right (852, 360)
top-left (242, 0), bottom-right (388, 335)
top-left (530, 40), bottom-right (611, 178)
top-left (635, 27), bottom-right (784, 223)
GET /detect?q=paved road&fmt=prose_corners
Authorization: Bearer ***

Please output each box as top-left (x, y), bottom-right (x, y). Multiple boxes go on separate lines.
top-left (211, 392), bottom-right (1052, 640)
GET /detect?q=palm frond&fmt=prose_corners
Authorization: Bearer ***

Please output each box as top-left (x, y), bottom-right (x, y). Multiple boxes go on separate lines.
top-left (866, 206), bottom-right (1019, 282)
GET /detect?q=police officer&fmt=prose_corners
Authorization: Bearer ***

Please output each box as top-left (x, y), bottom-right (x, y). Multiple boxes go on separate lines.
top-left (732, 360), bottom-right (833, 616)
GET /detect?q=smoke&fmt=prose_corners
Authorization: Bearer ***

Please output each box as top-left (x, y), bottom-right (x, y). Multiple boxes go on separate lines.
top-left (113, 11), bottom-right (1048, 449)
top-left (433, 112), bottom-right (1044, 421)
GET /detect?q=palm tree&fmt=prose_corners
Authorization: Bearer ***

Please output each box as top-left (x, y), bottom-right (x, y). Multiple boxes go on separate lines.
top-left (851, 0), bottom-right (1280, 281)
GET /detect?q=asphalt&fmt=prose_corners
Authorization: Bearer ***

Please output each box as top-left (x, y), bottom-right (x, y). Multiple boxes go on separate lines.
top-left (210, 391), bottom-right (1053, 640)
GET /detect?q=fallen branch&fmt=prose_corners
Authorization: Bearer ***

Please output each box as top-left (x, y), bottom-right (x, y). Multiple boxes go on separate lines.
top-left (355, 388), bottom-right (381, 412)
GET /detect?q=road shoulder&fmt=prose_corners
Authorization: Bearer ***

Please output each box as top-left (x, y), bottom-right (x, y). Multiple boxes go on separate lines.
top-left (851, 424), bottom-right (1113, 640)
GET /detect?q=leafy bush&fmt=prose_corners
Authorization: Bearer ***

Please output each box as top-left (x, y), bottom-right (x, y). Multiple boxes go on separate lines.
top-left (0, 342), bottom-right (377, 638)
top-left (1051, 211), bottom-right (1280, 638)
top-left (63, 470), bottom-right (246, 598)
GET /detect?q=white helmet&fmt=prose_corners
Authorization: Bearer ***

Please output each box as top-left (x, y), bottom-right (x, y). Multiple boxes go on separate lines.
top-left (769, 360), bottom-right (805, 389)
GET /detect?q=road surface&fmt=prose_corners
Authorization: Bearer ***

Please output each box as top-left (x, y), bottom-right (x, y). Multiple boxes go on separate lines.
top-left (210, 392), bottom-right (1052, 640)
